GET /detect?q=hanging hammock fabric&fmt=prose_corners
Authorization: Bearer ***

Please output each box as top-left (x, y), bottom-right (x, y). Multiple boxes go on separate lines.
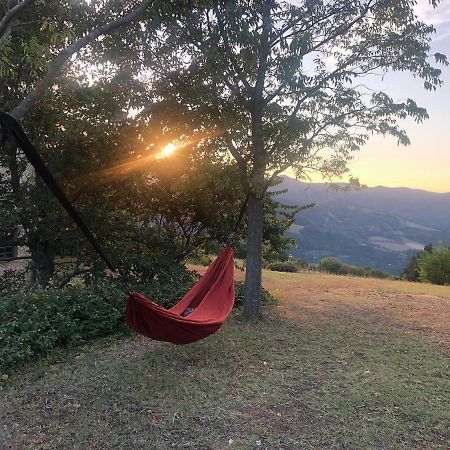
top-left (0, 112), bottom-right (238, 345)
top-left (126, 246), bottom-right (234, 344)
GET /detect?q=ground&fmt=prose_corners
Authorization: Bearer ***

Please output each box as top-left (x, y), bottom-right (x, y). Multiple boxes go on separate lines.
top-left (2, 270), bottom-right (449, 449)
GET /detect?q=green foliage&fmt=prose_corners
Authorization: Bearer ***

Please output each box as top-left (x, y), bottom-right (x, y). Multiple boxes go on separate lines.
top-left (0, 266), bottom-right (197, 373)
top-left (0, 268), bottom-right (28, 296)
top-left (319, 257), bottom-right (392, 279)
top-left (268, 262), bottom-right (298, 273)
top-left (318, 257), bottom-right (342, 274)
top-left (0, 261), bottom-right (278, 372)
top-left (402, 244), bottom-right (433, 281)
top-left (418, 246), bottom-right (450, 286)
top-left (0, 282), bottom-right (126, 373)
top-left (234, 281), bottom-right (276, 309)
top-left (149, 1), bottom-right (447, 181)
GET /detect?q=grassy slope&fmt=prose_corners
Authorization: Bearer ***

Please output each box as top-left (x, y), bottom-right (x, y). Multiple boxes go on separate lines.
top-left (2, 271), bottom-right (450, 449)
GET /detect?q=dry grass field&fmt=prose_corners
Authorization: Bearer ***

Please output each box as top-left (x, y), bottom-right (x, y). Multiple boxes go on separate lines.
top-left (2, 270), bottom-right (449, 449)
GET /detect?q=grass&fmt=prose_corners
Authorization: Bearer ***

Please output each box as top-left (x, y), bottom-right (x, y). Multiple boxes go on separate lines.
top-left (2, 270), bottom-right (450, 449)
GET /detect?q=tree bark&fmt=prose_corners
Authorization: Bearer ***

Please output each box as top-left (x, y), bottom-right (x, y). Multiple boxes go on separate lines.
top-left (0, 0), bottom-right (36, 42)
top-left (28, 235), bottom-right (55, 286)
top-left (243, 191), bottom-right (264, 321)
top-left (241, 0), bottom-right (273, 321)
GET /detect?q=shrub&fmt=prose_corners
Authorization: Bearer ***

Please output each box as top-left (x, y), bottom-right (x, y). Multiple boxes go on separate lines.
top-left (0, 268), bottom-right (28, 296)
top-left (268, 262), bottom-right (298, 273)
top-left (0, 282), bottom-right (124, 373)
top-left (402, 244), bottom-right (433, 281)
top-left (418, 246), bottom-right (450, 285)
top-left (319, 257), bottom-right (344, 274)
top-left (0, 266), bottom-right (197, 374)
top-left (234, 281), bottom-right (277, 309)
top-left (318, 257), bottom-right (391, 279)
top-left (0, 264), bottom-right (278, 373)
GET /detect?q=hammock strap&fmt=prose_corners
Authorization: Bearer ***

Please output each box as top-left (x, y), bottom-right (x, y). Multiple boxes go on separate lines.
top-left (228, 189), bottom-right (250, 244)
top-left (0, 112), bottom-right (131, 292)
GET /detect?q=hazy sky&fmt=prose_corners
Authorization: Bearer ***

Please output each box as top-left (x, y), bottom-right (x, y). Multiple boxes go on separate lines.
top-left (286, 1), bottom-right (450, 193)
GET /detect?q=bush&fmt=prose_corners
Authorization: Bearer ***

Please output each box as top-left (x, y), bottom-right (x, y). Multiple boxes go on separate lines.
top-left (268, 262), bottom-right (298, 273)
top-left (402, 244), bottom-right (433, 281)
top-left (318, 257), bottom-right (342, 274)
top-left (0, 264), bottom-right (278, 373)
top-left (0, 266), bottom-right (197, 374)
top-left (0, 282), bottom-right (124, 373)
top-left (418, 246), bottom-right (450, 285)
top-left (318, 257), bottom-right (391, 279)
top-left (0, 267), bottom-right (28, 296)
top-left (234, 281), bottom-right (277, 308)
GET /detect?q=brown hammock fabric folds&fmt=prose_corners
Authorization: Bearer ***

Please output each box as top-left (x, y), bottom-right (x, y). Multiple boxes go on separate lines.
top-left (125, 246), bottom-right (235, 344)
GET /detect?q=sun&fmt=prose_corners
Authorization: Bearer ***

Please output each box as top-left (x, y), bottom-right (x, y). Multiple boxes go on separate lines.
top-left (156, 143), bottom-right (177, 159)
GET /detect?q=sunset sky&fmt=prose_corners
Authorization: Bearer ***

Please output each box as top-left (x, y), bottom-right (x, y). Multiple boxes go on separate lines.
top-left (287, 1), bottom-right (450, 193)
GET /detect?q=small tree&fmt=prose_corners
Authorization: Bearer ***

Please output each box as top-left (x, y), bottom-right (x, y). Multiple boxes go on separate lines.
top-left (402, 243), bottom-right (433, 281)
top-left (418, 246), bottom-right (450, 286)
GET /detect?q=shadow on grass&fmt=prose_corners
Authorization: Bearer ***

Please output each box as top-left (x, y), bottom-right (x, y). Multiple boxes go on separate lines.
top-left (2, 306), bottom-right (450, 449)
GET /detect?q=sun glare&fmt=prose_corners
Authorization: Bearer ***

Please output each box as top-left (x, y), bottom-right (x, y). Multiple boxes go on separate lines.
top-left (156, 143), bottom-right (177, 159)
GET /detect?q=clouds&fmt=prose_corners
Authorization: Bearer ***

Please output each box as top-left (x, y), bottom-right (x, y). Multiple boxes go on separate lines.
top-left (415, 1), bottom-right (450, 27)
top-left (415, 1), bottom-right (450, 44)
top-left (283, 1), bottom-right (450, 43)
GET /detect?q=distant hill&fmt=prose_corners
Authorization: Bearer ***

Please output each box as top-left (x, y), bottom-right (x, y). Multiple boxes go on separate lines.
top-left (276, 177), bottom-right (450, 274)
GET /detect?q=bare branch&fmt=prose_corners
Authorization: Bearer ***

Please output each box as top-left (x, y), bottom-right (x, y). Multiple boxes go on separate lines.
top-left (8, 0), bottom-right (153, 120)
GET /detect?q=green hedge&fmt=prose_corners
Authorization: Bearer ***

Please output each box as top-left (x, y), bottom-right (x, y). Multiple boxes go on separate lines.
top-left (318, 257), bottom-right (393, 279)
top-left (268, 262), bottom-right (298, 273)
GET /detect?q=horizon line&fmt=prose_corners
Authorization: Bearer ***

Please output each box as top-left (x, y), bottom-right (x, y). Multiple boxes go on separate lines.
top-left (281, 175), bottom-right (450, 195)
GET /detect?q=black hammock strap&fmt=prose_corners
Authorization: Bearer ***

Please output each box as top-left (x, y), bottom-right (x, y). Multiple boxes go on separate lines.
top-left (0, 112), bottom-right (131, 291)
top-left (228, 189), bottom-right (250, 244)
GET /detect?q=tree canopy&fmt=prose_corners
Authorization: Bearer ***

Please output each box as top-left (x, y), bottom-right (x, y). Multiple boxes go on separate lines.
top-left (0, 1), bottom-right (448, 319)
top-left (138, 0), bottom-right (448, 318)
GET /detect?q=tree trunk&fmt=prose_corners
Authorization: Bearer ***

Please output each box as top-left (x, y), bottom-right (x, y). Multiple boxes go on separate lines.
top-left (29, 237), bottom-right (55, 286)
top-left (243, 192), bottom-right (264, 321)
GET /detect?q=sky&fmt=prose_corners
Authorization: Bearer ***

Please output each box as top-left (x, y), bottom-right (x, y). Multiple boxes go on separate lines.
top-left (286, 1), bottom-right (450, 193)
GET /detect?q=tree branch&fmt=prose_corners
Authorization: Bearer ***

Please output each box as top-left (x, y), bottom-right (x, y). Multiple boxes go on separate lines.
top-left (223, 132), bottom-right (249, 189)
top-left (8, 0), bottom-right (153, 120)
top-left (0, 0), bottom-right (36, 42)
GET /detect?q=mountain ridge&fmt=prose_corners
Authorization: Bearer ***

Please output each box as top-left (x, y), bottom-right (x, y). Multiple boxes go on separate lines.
top-left (276, 176), bottom-right (450, 274)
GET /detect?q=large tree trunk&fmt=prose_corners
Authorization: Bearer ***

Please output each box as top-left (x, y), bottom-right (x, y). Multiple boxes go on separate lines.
top-left (243, 192), bottom-right (264, 321)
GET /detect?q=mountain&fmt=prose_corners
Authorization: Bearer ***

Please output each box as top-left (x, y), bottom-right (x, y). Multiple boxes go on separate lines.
top-left (276, 177), bottom-right (450, 274)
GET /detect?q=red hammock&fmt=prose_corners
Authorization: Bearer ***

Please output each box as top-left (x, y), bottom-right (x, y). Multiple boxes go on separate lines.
top-left (125, 246), bottom-right (235, 344)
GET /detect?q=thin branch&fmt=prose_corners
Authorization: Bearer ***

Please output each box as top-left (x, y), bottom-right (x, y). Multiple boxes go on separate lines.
top-left (265, 0), bottom-right (377, 105)
top-left (8, 0), bottom-right (153, 120)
